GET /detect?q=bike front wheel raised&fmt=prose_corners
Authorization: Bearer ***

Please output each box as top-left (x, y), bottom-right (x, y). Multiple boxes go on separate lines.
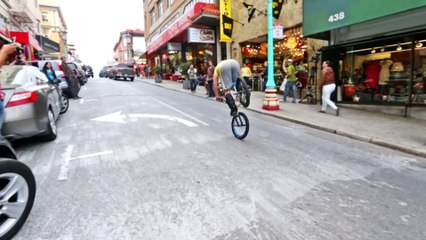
top-left (231, 112), bottom-right (250, 139)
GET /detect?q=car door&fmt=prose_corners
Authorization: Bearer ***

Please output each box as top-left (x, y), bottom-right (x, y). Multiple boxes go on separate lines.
top-left (34, 70), bottom-right (61, 119)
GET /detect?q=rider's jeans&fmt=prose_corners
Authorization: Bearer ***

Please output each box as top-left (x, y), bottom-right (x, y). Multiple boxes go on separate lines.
top-left (284, 81), bottom-right (297, 102)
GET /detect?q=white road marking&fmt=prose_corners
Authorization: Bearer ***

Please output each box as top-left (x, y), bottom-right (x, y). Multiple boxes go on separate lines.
top-left (69, 150), bottom-right (113, 160)
top-left (148, 96), bottom-right (209, 126)
top-left (129, 113), bottom-right (198, 127)
top-left (91, 111), bottom-right (127, 123)
top-left (58, 145), bottom-right (74, 181)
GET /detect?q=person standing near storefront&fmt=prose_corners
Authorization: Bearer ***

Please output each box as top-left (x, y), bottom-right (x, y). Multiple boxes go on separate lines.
top-left (319, 60), bottom-right (339, 116)
top-left (240, 63), bottom-right (252, 89)
top-left (261, 60), bottom-right (268, 91)
top-left (206, 60), bottom-right (215, 98)
top-left (61, 56), bottom-right (81, 99)
top-left (188, 64), bottom-right (198, 93)
top-left (283, 59), bottom-right (298, 103)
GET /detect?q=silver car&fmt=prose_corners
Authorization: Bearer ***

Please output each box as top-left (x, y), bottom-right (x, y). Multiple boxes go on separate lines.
top-left (1, 65), bottom-right (61, 141)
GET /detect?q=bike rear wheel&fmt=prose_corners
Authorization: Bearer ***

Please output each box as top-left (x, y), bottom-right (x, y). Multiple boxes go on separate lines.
top-left (231, 112), bottom-right (249, 139)
top-left (237, 78), bottom-right (251, 108)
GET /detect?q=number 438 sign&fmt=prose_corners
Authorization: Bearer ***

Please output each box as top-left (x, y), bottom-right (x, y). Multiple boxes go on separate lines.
top-left (328, 11), bottom-right (345, 23)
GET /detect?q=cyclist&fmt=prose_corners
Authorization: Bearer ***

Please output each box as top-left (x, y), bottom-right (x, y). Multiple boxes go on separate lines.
top-left (213, 59), bottom-right (241, 116)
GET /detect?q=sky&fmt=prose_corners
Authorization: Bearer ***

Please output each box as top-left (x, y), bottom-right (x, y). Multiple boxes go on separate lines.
top-left (59, 0), bottom-right (145, 74)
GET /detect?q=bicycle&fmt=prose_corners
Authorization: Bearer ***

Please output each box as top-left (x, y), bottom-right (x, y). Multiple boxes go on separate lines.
top-left (220, 77), bottom-right (251, 139)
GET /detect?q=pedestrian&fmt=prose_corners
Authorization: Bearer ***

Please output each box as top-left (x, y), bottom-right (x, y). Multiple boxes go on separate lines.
top-left (61, 56), bottom-right (81, 99)
top-left (187, 64), bottom-right (198, 93)
top-left (240, 63), bottom-right (252, 89)
top-left (42, 62), bottom-right (57, 82)
top-left (283, 59), bottom-right (298, 103)
top-left (0, 43), bottom-right (20, 132)
top-left (319, 60), bottom-right (339, 116)
top-left (206, 60), bottom-right (215, 98)
top-left (261, 60), bottom-right (268, 91)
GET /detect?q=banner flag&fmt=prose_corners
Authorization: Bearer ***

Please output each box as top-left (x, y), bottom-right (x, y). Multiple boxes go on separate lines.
top-left (243, 2), bottom-right (256, 22)
top-left (273, 0), bottom-right (284, 20)
top-left (220, 0), bottom-right (232, 42)
top-left (222, 14), bottom-right (233, 39)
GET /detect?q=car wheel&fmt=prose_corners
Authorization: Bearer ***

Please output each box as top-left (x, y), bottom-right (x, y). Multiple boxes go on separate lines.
top-left (0, 159), bottom-right (36, 240)
top-left (130, 77), bottom-right (134, 81)
top-left (60, 93), bottom-right (69, 114)
top-left (40, 109), bottom-right (57, 141)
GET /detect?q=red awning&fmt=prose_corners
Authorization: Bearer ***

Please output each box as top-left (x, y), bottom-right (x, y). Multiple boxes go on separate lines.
top-left (147, 3), bottom-right (218, 54)
top-left (9, 31), bottom-right (43, 51)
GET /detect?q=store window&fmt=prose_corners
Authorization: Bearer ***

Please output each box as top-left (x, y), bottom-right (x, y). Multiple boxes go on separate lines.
top-left (342, 38), bottom-right (425, 105)
top-left (413, 39), bottom-right (426, 105)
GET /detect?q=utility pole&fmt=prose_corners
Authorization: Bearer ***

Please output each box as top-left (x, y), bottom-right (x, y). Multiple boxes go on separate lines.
top-left (262, 0), bottom-right (280, 110)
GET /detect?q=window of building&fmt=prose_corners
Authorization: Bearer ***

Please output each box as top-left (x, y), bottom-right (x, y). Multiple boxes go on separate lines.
top-left (158, 0), bottom-right (164, 16)
top-left (167, 0), bottom-right (174, 7)
top-left (340, 36), bottom-right (426, 105)
top-left (150, 8), bottom-right (155, 24)
top-left (42, 12), bottom-right (49, 22)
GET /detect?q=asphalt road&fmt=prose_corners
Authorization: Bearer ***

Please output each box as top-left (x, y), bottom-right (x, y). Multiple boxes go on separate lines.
top-left (13, 77), bottom-right (426, 240)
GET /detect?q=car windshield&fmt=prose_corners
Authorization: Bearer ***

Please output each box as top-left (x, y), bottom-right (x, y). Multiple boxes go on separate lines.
top-left (118, 63), bottom-right (133, 68)
top-left (0, 67), bottom-right (26, 86)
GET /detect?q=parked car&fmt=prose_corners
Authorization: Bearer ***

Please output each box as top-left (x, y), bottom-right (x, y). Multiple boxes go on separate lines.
top-left (99, 66), bottom-right (108, 78)
top-left (1, 65), bottom-right (62, 141)
top-left (0, 136), bottom-right (36, 240)
top-left (111, 63), bottom-right (136, 81)
top-left (67, 62), bottom-right (87, 85)
top-left (82, 64), bottom-right (93, 78)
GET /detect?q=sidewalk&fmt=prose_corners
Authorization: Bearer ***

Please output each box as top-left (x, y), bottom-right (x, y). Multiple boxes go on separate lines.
top-left (138, 77), bottom-right (426, 158)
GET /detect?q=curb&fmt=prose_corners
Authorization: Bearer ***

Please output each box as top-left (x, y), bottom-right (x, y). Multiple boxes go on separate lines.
top-left (138, 78), bottom-right (426, 158)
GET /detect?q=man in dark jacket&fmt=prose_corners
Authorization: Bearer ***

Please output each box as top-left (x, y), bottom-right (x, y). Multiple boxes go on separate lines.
top-left (61, 56), bottom-right (81, 99)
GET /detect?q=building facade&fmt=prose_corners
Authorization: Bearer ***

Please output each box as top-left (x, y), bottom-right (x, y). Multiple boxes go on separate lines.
top-left (303, 0), bottom-right (426, 118)
top-left (0, 0), bottom-right (68, 61)
top-left (38, 0), bottom-right (67, 59)
top-left (113, 29), bottom-right (145, 64)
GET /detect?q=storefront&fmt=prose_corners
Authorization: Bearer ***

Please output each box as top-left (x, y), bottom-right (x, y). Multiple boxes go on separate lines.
top-left (35, 35), bottom-right (60, 59)
top-left (303, 0), bottom-right (426, 117)
top-left (146, 2), bottom-right (219, 79)
top-left (240, 26), bottom-right (310, 91)
top-left (9, 31), bottom-right (43, 61)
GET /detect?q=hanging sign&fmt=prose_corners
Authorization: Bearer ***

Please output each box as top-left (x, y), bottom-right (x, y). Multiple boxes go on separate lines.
top-left (273, 23), bottom-right (284, 39)
top-left (220, 0), bottom-right (232, 42)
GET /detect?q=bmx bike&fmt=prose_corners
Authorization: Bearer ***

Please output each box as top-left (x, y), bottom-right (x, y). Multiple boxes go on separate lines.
top-left (221, 77), bottom-right (251, 140)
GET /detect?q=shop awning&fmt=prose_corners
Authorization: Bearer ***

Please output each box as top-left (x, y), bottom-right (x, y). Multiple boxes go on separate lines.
top-left (190, 4), bottom-right (220, 27)
top-left (9, 31), bottom-right (43, 51)
top-left (146, 2), bottom-right (218, 54)
top-left (36, 35), bottom-right (60, 53)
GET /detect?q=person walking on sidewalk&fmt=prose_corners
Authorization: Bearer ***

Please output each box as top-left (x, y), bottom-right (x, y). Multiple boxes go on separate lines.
top-left (206, 60), bottom-right (215, 98)
top-left (240, 63), bottom-right (252, 89)
top-left (61, 56), bottom-right (81, 99)
top-left (188, 64), bottom-right (198, 93)
top-left (319, 60), bottom-right (339, 116)
top-left (283, 59), bottom-right (297, 103)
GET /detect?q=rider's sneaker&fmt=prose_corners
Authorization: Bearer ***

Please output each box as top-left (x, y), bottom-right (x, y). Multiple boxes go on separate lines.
top-left (230, 108), bottom-right (238, 116)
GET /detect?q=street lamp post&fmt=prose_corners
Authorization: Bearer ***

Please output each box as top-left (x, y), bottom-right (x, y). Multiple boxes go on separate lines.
top-left (262, 0), bottom-right (280, 110)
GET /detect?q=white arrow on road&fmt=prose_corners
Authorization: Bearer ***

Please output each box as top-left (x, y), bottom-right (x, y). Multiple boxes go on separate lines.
top-left (91, 111), bottom-right (198, 127)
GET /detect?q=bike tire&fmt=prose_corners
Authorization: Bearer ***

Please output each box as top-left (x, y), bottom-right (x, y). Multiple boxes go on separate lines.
top-left (238, 78), bottom-right (251, 108)
top-left (231, 112), bottom-right (250, 139)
